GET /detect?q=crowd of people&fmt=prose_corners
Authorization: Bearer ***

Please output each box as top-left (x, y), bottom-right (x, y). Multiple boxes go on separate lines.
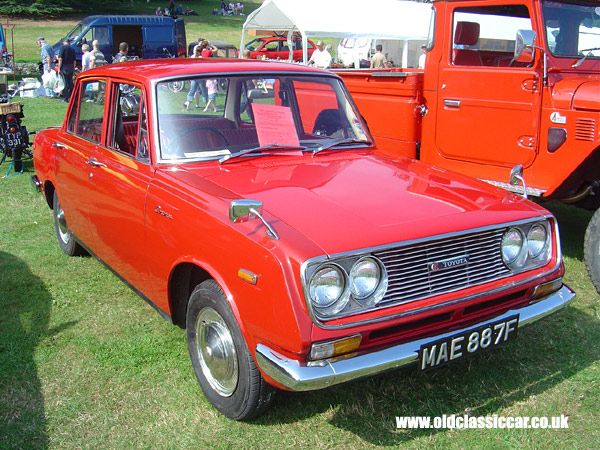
top-left (156, 4), bottom-right (197, 17)
top-left (213, 1), bottom-right (244, 15)
top-left (36, 36), bottom-right (119, 99)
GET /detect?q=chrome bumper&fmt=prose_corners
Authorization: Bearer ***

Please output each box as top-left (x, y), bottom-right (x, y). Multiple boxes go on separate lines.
top-left (255, 285), bottom-right (575, 391)
top-left (30, 175), bottom-right (42, 192)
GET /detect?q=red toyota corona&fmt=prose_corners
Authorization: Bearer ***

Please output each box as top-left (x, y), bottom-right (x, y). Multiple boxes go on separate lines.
top-left (32, 59), bottom-right (574, 420)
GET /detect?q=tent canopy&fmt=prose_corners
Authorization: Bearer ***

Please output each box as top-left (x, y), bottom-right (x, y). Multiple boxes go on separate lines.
top-left (241, 0), bottom-right (433, 62)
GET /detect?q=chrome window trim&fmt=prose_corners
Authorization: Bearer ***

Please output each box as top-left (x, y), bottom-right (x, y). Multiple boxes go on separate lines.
top-left (300, 215), bottom-right (562, 330)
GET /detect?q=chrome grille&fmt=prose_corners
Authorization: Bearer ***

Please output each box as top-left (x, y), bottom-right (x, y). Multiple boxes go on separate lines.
top-left (374, 229), bottom-right (510, 305)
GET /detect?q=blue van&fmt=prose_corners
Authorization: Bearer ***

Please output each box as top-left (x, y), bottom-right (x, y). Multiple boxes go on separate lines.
top-left (53, 15), bottom-right (187, 65)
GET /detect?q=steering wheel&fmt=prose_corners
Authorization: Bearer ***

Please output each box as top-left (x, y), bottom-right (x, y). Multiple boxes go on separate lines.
top-left (163, 126), bottom-right (230, 157)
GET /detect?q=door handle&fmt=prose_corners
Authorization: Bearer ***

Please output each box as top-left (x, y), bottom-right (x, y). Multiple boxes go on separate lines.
top-left (52, 142), bottom-right (68, 149)
top-left (444, 99), bottom-right (461, 108)
top-left (86, 158), bottom-right (107, 168)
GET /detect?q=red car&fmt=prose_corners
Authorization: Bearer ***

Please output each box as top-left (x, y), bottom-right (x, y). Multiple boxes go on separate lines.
top-left (32, 58), bottom-right (574, 420)
top-left (244, 36), bottom-right (316, 61)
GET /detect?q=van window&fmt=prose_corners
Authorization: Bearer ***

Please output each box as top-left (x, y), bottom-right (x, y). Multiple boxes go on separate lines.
top-left (80, 26), bottom-right (109, 46)
top-left (93, 27), bottom-right (109, 46)
top-left (145, 26), bottom-right (172, 43)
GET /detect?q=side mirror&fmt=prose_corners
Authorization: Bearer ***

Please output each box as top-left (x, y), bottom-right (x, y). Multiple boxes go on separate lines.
top-left (514, 30), bottom-right (536, 63)
top-left (229, 199), bottom-right (262, 223)
top-left (229, 199), bottom-right (279, 240)
top-left (509, 164), bottom-right (528, 199)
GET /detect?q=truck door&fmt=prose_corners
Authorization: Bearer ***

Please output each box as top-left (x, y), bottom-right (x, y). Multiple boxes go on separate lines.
top-left (143, 25), bottom-right (172, 59)
top-left (434, 5), bottom-right (541, 172)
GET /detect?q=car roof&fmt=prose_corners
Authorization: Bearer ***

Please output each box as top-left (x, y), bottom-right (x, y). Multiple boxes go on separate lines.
top-left (79, 58), bottom-right (331, 84)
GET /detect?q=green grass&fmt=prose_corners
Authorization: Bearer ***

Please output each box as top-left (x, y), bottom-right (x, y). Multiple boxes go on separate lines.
top-left (0, 97), bottom-right (599, 449)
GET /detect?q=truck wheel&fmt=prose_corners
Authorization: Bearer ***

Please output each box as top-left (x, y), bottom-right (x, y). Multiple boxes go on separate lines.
top-left (186, 280), bottom-right (275, 420)
top-left (53, 190), bottom-right (85, 256)
top-left (584, 208), bottom-right (600, 293)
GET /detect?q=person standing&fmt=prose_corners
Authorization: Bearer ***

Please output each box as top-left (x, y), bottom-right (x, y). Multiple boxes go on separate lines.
top-left (36, 37), bottom-right (56, 97)
top-left (418, 45), bottom-right (427, 69)
top-left (204, 79), bottom-right (218, 112)
top-left (81, 44), bottom-right (92, 71)
top-left (308, 41), bottom-right (332, 69)
top-left (58, 39), bottom-right (76, 102)
top-left (370, 44), bottom-right (389, 69)
top-left (89, 40), bottom-right (106, 69)
top-left (183, 46), bottom-right (207, 110)
top-left (114, 42), bottom-right (129, 63)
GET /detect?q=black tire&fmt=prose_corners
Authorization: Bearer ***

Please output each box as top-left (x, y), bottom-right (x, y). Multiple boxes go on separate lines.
top-left (53, 190), bottom-right (85, 257)
top-left (584, 207), bottom-right (600, 293)
top-left (186, 280), bottom-right (275, 420)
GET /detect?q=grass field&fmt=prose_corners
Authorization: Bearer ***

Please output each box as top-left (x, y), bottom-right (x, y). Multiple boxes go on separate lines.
top-left (0, 3), bottom-right (599, 449)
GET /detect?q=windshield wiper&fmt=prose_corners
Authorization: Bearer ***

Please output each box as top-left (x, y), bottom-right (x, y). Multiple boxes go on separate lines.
top-left (312, 138), bottom-right (372, 155)
top-left (572, 47), bottom-right (600, 68)
top-left (219, 143), bottom-right (307, 165)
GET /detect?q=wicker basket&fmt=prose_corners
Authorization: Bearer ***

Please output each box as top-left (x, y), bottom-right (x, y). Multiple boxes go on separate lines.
top-left (0, 102), bottom-right (22, 115)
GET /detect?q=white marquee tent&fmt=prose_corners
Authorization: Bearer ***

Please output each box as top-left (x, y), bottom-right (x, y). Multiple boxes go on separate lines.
top-left (240, 0), bottom-right (434, 64)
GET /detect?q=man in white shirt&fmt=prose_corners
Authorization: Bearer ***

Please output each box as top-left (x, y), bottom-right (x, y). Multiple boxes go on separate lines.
top-left (418, 45), bottom-right (427, 69)
top-left (308, 41), bottom-right (332, 69)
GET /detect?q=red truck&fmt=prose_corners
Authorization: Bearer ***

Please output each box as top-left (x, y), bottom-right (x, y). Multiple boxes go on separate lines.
top-left (336, 0), bottom-right (600, 291)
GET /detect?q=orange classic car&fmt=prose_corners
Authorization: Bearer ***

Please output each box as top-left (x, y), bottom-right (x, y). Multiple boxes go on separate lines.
top-left (32, 58), bottom-right (574, 420)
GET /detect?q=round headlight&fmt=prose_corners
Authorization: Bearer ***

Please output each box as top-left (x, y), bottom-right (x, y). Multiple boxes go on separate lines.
top-left (527, 223), bottom-right (548, 258)
top-left (502, 228), bottom-right (524, 265)
top-left (309, 265), bottom-right (349, 315)
top-left (350, 258), bottom-right (380, 299)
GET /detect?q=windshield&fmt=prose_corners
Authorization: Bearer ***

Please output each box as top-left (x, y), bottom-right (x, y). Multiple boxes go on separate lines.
top-left (245, 38), bottom-right (266, 51)
top-left (155, 74), bottom-right (371, 162)
top-left (543, 0), bottom-right (600, 58)
top-left (64, 23), bottom-right (85, 42)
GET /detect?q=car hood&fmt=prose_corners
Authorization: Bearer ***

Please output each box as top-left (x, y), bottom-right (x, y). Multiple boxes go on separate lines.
top-left (177, 152), bottom-right (546, 255)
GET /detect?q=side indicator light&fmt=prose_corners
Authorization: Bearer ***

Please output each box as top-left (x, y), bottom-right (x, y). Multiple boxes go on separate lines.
top-left (238, 269), bottom-right (258, 285)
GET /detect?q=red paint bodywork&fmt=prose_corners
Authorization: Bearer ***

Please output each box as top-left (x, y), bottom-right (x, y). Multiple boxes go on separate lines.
top-left (336, 0), bottom-right (600, 204)
top-left (33, 58), bottom-right (567, 391)
top-left (245, 37), bottom-right (316, 61)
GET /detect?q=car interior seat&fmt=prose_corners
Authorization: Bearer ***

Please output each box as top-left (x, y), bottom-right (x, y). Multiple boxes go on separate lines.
top-left (453, 21), bottom-right (483, 66)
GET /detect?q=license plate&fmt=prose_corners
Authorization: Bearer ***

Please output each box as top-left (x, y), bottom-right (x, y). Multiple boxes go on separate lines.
top-left (5, 132), bottom-right (22, 148)
top-left (419, 315), bottom-right (519, 371)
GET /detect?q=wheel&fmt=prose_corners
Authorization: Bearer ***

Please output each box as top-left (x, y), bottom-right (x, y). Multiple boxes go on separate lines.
top-left (186, 280), bottom-right (275, 420)
top-left (584, 207), bottom-right (600, 293)
top-left (168, 81), bottom-right (185, 92)
top-left (53, 190), bottom-right (85, 256)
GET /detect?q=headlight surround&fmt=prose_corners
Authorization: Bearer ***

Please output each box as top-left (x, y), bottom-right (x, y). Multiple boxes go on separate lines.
top-left (307, 256), bottom-right (387, 319)
top-left (308, 264), bottom-right (349, 316)
top-left (502, 221), bottom-right (552, 271)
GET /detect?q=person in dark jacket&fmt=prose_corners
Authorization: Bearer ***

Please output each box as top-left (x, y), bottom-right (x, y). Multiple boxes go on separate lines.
top-left (58, 39), bottom-right (76, 102)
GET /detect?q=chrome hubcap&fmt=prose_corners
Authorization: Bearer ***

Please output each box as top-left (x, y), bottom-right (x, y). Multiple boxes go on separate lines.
top-left (196, 307), bottom-right (238, 397)
top-left (55, 201), bottom-right (70, 243)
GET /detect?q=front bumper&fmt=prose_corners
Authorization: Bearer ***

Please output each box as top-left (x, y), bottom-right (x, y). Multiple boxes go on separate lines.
top-left (255, 284), bottom-right (575, 391)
